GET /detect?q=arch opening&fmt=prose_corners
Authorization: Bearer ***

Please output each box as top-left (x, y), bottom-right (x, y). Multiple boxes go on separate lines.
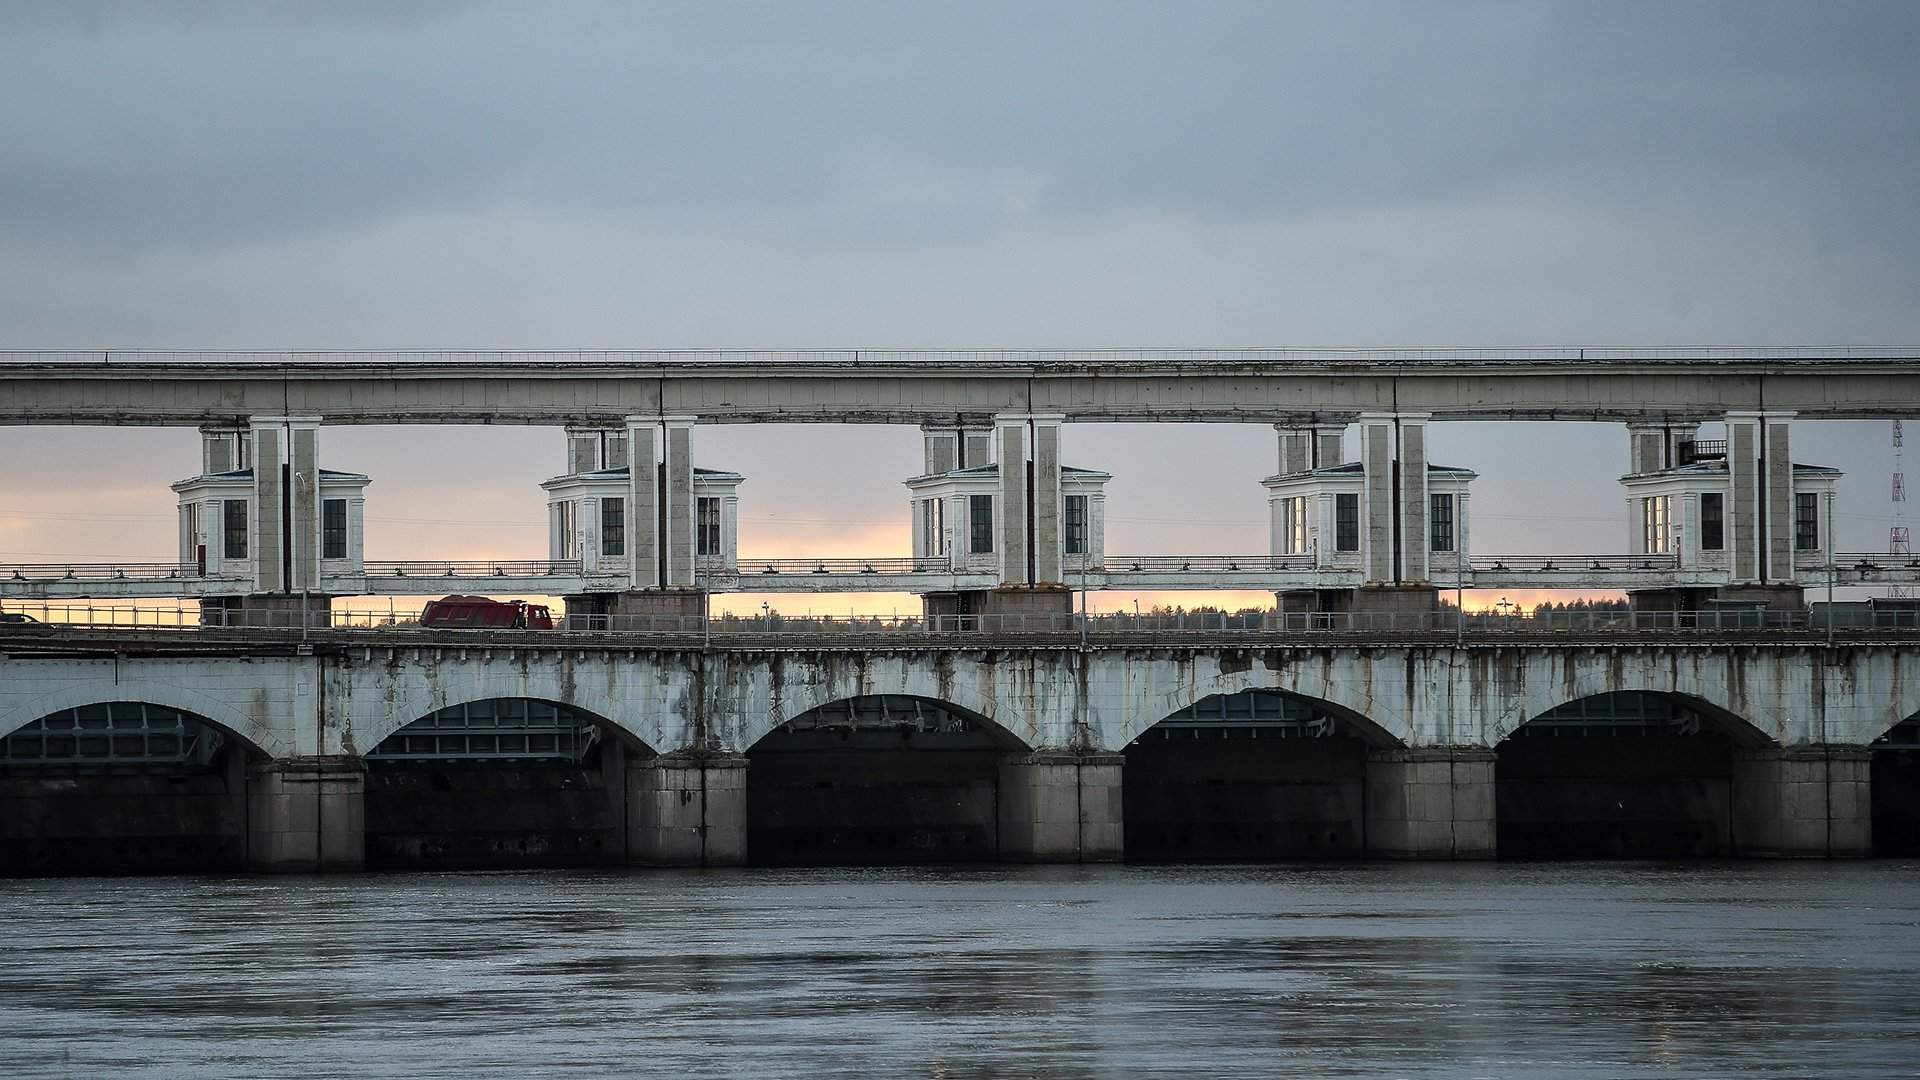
top-left (0, 702), bottom-right (265, 875)
top-left (1870, 713), bottom-right (1920, 856)
top-left (1124, 688), bottom-right (1393, 861)
top-left (363, 698), bottom-right (655, 870)
top-left (1496, 691), bottom-right (1755, 858)
top-left (746, 695), bottom-right (1025, 866)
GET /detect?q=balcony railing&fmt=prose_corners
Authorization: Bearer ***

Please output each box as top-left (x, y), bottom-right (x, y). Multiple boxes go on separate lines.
top-left (1676, 439), bottom-right (1728, 465)
top-left (1470, 555), bottom-right (1679, 573)
top-left (1097, 555), bottom-right (1316, 573)
top-left (725, 558), bottom-right (961, 575)
top-left (355, 560), bottom-right (584, 578)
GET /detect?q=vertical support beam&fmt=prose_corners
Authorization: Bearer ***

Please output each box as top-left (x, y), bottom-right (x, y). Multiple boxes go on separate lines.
top-left (250, 420), bottom-right (283, 593)
top-left (1726, 411), bottom-right (1794, 583)
top-left (1399, 415), bottom-right (1430, 584)
top-left (626, 417), bottom-right (660, 589)
top-left (1032, 416), bottom-right (1063, 584)
top-left (995, 416), bottom-right (1030, 584)
top-left (288, 421), bottom-right (321, 594)
top-left (246, 416), bottom-right (321, 595)
top-left (664, 417), bottom-right (696, 589)
top-left (1360, 416), bottom-right (1395, 583)
top-left (1764, 413), bottom-right (1795, 583)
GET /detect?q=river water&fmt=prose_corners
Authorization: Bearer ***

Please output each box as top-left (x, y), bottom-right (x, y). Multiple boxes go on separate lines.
top-left (1, 862), bottom-right (1916, 1078)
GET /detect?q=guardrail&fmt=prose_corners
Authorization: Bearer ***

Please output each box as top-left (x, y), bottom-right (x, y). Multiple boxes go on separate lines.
top-left (0, 563), bottom-right (240, 582)
top-left (357, 560), bottom-right (583, 578)
top-left (1470, 555), bottom-right (1680, 572)
top-left (724, 558), bottom-right (957, 575)
top-left (3, 604), bottom-right (1911, 637)
top-left (1098, 556), bottom-right (1315, 572)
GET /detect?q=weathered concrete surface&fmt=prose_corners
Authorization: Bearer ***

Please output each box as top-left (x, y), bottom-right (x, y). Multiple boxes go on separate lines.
top-left (1731, 747), bottom-right (1872, 858)
top-left (1365, 749), bottom-right (1496, 859)
top-left (626, 754), bottom-right (746, 867)
top-left (998, 752), bottom-right (1124, 863)
top-left (246, 756), bottom-right (364, 872)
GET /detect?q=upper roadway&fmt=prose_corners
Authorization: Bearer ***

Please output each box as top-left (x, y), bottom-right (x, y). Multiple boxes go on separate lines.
top-left (2, 347), bottom-right (1918, 425)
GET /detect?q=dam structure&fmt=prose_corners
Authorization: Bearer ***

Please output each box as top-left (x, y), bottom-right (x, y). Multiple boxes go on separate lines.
top-left (2, 347), bottom-right (1919, 872)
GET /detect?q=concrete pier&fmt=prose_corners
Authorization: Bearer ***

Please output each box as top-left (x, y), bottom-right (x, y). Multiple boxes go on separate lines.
top-left (246, 757), bottom-right (365, 873)
top-left (626, 754), bottom-right (747, 867)
top-left (997, 752), bottom-right (1125, 863)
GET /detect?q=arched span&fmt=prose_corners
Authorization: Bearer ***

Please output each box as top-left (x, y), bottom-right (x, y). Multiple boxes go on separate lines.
top-left (1500, 688), bottom-right (1775, 748)
top-left (1133, 686), bottom-right (1404, 749)
top-left (749, 693), bottom-right (1032, 752)
top-left (752, 675), bottom-right (1035, 752)
top-left (1491, 657), bottom-right (1782, 747)
top-left (351, 673), bottom-right (665, 758)
top-left (361, 694), bottom-right (654, 758)
top-left (1121, 662), bottom-right (1411, 749)
top-left (0, 680), bottom-right (287, 759)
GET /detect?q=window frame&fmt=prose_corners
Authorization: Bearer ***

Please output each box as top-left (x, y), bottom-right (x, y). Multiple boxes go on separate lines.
top-left (1334, 493), bottom-right (1360, 553)
top-left (321, 498), bottom-right (348, 560)
top-left (1699, 492), bottom-right (1725, 551)
top-left (1430, 492), bottom-right (1455, 553)
top-left (697, 496), bottom-right (723, 557)
top-left (969, 494), bottom-right (995, 554)
top-left (1064, 494), bottom-right (1088, 555)
top-left (601, 497), bottom-right (625, 558)
top-left (222, 499), bottom-right (249, 560)
top-left (1795, 491), bottom-right (1820, 551)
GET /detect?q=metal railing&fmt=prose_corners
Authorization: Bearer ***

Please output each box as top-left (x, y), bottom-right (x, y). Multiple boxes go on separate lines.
top-left (1833, 553), bottom-right (1920, 570)
top-left (0, 563), bottom-right (239, 582)
top-left (1471, 555), bottom-right (1679, 573)
top-left (1098, 555), bottom-right (1315, 572)
top-left (725, 557), bottom-right (958, 575)
top-left (4, 604), bottom-right (1912, 638)
top-left (355, 560), bottom-right (583, 578)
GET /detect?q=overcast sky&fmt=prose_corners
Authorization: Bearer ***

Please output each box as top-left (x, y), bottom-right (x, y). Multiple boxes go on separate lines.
top-left (3, 1), bottom-right (1917, 610)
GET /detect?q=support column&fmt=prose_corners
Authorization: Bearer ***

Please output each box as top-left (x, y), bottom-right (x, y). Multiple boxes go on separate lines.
top-left (1726, 411), bottom-right (1797, 584)
top-left (247, 756), bottom-right (365, 872)
top-left (997, 751), bottom-right (1124, 862)
top-left (625, 753), bottom-right (748, 866)
top-left (247, 416), bottom-right (322, 595)
top-left (1358, 412), bottom-right (1432, 587)
top-left (991, 414), bottom-right (1066, 586)
top-left (1732, 746), bottom-right (1871, 857)
top-left (624, 415), bottom-right (698, 591)
top-left (995, 416), bottom-right (1030, 584)
top-left (1364, 748), bottom-right (1495, 859)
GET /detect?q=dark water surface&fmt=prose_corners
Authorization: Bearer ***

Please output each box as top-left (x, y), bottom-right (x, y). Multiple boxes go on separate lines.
top-left (2, 862), bottom-right (1917, 1078)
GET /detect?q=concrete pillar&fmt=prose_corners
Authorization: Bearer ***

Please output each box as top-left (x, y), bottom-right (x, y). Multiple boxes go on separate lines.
top-left (247, 417), bottom-right (320, 595)
top-left (247, 756), bottom-right (365, 872)
top-left (1726, 411), bottom-right (1796, 584)
top-left (992, 414), bottom-right (1066, 585)
top-left (997, 752), bottom-right (1123, 862)
top-left (625, 415), bottom-right (698, 590)
top-left (1732, 746), bottom-right (1871, 857)
top-left (625, 753), bottom-right (748, 866)
top-left (1358, 412), bottom-right (1431, 585)
top-left (1363, 749), bottom-right (1495, 858)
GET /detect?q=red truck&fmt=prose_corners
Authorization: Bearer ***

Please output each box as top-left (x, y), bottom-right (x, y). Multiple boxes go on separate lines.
top-left (418, 595), bottom-right (556, 630)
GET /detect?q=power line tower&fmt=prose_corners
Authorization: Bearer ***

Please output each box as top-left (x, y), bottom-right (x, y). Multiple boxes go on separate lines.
top-left (1893, 420), bottom-right (1911, 598)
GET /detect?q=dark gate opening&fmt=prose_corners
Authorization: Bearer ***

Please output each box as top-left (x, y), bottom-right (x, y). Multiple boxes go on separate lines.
top-left (1497, 692), bottom-right (1742, 858)
top-left (1124, 689), bottom-right (1374, 861)
top-left (1871, 716), bottom-right (1920, 855)
top-left (364, 699), bottom-right (646, 869)
top-left (747, 696), bottom-right (1018, 866)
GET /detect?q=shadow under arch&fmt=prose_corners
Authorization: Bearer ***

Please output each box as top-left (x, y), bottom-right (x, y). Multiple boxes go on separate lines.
top-left (362, 696), bottom-right (657, 870)
top-left (0, 680), bottom-right (288, 760)
top-left (1870, 708), bottom-right (1920, 855)
top-left (1496, 690), bottom-right (1763, 858)
top-left (1123, 665), bottom-right (1414, 749)
top-left (746, 693), bottom-right (1027, 866)
top-left (1123, 686), bottom-right (1394, 862)
top-left (0, 699), bottom-right (264, 875)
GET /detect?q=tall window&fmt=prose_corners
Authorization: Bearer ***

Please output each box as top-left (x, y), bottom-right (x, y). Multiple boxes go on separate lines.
top-left (1795, 492), bottom-right (1820, 551)
top-left (1430, 493), bottom-right (1455, 553)
top-left (697, 497), bottom-right (722, 557)
top-left (1700, 492), bottom-right (1725, 551)
top-left (1282, 496), bottom-right (1308, 554)
top-left (601, 498), bottom-right (625, 557)
top-left (322, 498), bottom-right (347, 560)
top-left (1641, 495), bottom-right (1672, 554)
top-left (969, 494), bottom-right (994, 553)
top-left (1334, 493), bottom-right (1360, 552)
top-left (924, 499), bottom-right (945, 556)
top-left (223, 499), bottom-right (248, 559)
top-left (1064, 495), bottom-right (1088, 555)
top-left (556, 501), bottom-right (576, 559)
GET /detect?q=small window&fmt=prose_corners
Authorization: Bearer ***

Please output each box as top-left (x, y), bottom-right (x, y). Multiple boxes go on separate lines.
top-left (1064, 494), bottom-right (1089, 555)
top-left (1430, 493), bottom-right (1455, 553)
top-left (1795, 492), bottom-right (1820, 551)
top-left (1282, 496), bottom-right (1308, 554)
top-left (322, 498), bottom-right (347, 560)
top-left (1700, 492), bottom-right (1724, 551)
top-left (1334, 493), bottom-right (1360, 552)
top-left (602, 498), bottom-right (625, 557)
top-left (1642, 495), bottom-right (1671, 554)
top-left (556, 501), bottom-right (576, 560)
top-left (924, 499), bottom-right (945, 556)
top-left (969, 494), bottom-right (994, 554)
top-left (223, 499), bottom-right (248, 559)
top-left (697, 497), bottom-right (722, 557)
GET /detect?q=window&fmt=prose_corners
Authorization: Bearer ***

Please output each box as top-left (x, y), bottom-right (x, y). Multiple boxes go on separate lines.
top-left (1282, 496), bottom-right (1308, 554)
top-left (1700, 492), bottom-right (1724, 551)
top-left (1641, 495), bottom-right (1671, 554)
top-left (556, 501), bottom-right (576, 560)
top-left (601, 498), bottom-right (625, 557)
top-left (969, 494), bottom-right (994, 553)
top-left (697, 497), bottom-right (722, 557)
top-left (1064, 495), bottom-right (1088, 555)
top-left (1334, 493), bottom-right (1360, 552)
top-left (568, 436), bottom-right (596, 474)
top-left (322, 499), bottom-right (347, 560)
top-left (924, 499), bottom-right (945, 556)
top-left (1430, 493), bottom-right (1455, 553)
top-left (1795, 492), bottom-right (1820, 551)
top-left (223, 500), bottom-right (248, 559)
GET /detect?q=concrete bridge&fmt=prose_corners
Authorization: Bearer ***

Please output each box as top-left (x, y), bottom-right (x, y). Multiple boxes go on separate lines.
top-left (3, 623), bottom-right (1916, 873)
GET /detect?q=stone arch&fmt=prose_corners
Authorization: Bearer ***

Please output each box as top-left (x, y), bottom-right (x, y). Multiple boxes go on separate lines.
top-left (0, 680), bottom-right (287, 759)
top-left (1502, 674), bottom-right (1777, 748)
top-left (749, 691), bottom-right (1033, 752)
top-left (750, 673), bottom-right (1036, 752)
top-left (364, 695), bottom-right (656, 757)
top-left (1120, 660), bottom-right (1411, 749)
top-left (346, 659), bottom-right (670, 757)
